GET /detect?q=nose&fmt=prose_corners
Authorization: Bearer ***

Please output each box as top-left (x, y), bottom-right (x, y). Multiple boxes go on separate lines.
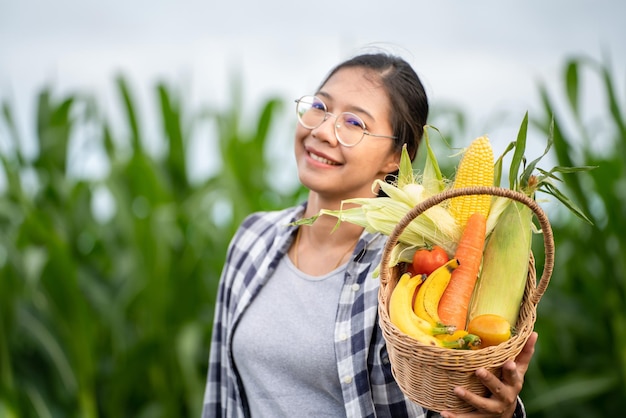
top-left (311, 112), bottom-right (340, 145)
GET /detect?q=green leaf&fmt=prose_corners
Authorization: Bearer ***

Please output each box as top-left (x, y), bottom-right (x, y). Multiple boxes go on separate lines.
top-left (34, 90), bottom-right (74, 173)
top-left (494, 141), bottom-right (516, 188)
top-left (158, 82), bottom-right (188, 191)
top-left (541, 182), bottom-right (593, 224)
top-left (526, 372), bottom-right (618, 412)
top-left (545, 165), bottom-right (599, 174)
top-left (509, 112), bottom-right (529, 190)
top-left (597, 57), bottom-right (626, 143)
top-left (520, 117), bottom-right (554, 191)
top-left (565, 60), bottom-right (580, 115)
top-left (18, 308), bottom-right (78, 392)
top-left (1, 100), bottom-right (25, 165)
top-left (116, 75), bottom-right (142, 151)
top-left (397, 144), bottom-right (414, 189)
top-left (420, 126), bottom-right (445, 194)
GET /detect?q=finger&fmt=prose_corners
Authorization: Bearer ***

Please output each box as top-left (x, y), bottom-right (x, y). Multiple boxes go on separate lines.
top-left (514, 331), bottom-right (538, 376)
top-left (476, 367), bottom-right (516, 402)
top-left (441, 336), bottom-right (537, 418)
top-left (438, 410), bottom-right (465, 418)
top-left (501, 359), bottom-right (522, 390)
top-left (447, 384), bottom-right (502, 415)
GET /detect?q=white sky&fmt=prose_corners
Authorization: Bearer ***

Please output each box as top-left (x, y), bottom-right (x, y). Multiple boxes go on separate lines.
top-left (1, 0), bottom-right (625, 187)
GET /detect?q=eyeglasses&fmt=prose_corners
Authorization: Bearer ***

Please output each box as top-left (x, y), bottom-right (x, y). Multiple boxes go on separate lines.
top-left (294, 95), bottom-right (397, 147)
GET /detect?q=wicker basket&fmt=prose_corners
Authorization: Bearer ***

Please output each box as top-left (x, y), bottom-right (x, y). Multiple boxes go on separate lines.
top-left (378, 186), bottom-right (554, 413)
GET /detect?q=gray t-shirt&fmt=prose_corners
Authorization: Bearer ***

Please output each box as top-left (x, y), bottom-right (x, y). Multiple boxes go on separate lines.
top-left (232, 255), bottom-right (346, 417)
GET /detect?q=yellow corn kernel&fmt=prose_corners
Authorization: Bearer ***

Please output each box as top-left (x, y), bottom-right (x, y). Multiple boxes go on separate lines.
top-left (448, 136), bottom-right (495, 228)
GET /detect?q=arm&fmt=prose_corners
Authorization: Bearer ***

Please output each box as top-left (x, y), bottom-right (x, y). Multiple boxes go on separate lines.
top-left (439, 331), bottom-right (537, 418)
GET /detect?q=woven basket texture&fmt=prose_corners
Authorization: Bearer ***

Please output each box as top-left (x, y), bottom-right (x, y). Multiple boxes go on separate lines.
top-left (378, 186), bottom-right (554, 413)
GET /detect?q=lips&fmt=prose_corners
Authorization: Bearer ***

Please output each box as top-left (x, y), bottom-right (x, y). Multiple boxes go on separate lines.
top-left (309, 151), bottom-right (340, 166)
top-left (302, 143), bottom-right (342, 166)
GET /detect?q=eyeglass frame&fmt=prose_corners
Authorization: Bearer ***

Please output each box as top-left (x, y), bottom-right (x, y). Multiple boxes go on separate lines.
top-left (294, 95), bottom-right (397, 147)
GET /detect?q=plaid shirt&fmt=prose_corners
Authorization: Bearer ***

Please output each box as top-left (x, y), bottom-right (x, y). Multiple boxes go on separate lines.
top-left (201, 204), bottom-right (430, 418)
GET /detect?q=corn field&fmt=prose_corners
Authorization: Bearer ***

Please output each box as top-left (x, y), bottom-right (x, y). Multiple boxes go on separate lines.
top-left (0, 55), bottom-right (624, 417)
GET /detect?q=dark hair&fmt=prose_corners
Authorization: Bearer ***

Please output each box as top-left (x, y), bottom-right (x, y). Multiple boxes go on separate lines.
top-left (318, 53), bottom-right (429, 162)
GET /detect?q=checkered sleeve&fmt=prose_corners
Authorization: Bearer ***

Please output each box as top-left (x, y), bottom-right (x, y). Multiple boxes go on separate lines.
top-left (337, 233), bottom-right (430, 418)
top-left (202, 206), bottom-right (303, 417)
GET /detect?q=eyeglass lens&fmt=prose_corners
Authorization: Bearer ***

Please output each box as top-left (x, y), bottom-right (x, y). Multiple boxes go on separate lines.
top-left (296, 96), bottom-right (366, 146)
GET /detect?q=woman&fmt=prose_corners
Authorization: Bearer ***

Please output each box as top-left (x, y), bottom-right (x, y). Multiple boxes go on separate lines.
top-left (202, 52), bottom-right (535, 418)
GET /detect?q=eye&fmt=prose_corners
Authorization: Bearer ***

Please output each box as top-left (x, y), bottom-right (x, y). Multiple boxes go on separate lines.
top-left (342, 113), bottom-right (365, 129)
top-left (311, 97), bottom-right (326, 111)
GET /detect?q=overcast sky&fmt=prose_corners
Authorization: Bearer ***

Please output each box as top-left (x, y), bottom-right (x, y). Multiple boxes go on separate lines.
top-left (1, 0), bottom-right (624, 184)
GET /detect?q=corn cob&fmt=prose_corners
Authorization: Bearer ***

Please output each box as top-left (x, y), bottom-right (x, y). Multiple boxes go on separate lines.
top-left (467, 200), bottom-right (532, 326)
top-left (448, 136), bottom-right (495, 228)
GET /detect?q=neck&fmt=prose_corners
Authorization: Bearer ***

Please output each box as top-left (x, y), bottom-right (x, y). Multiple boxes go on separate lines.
top-left (292, 222), bottom-right (362, 273)
top-left (292, 195), bottom-right (365, 275)
top-left (302, 197), bottom-right (363, 245)
top-left (303, 190), bottom-right (370, 218)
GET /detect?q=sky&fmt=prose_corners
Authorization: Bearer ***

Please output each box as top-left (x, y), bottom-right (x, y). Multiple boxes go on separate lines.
top-left (1, 0), bottom-right (625, 186)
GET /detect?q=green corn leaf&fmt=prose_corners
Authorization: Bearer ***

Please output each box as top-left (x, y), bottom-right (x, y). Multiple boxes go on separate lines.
top-left (541, 181), bottom-right (593, 224)
top-left (116, 75), bottom-right (142, 151)
top-left (158, 82), bottom-right (188, 190)
top-left (565, 60), bottom-right (580, 115)
top-left (520, 118), bottom-right (554, 192)
top-left (421, 125), bottom-right (445, 195)
top-left (509, 112), bottom-right (529, 190)
top-left (397, 144), bottom-right (414, 189)
top-left (494, 141), bottom-right (516, 188)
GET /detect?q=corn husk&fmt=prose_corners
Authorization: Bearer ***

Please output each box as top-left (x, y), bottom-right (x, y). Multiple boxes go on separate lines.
top-left (293, 129), bottom-right (516, 274)
top-left (318, 185), bottom-right (461, 257)
top-left (468, 200), bottom-right (533, 326)
top-left (295, 140), bottom-right (463, 257)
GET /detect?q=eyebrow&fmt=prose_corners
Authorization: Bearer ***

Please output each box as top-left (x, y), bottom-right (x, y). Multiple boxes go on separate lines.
top-left (316, 91), bottom-right (376, 123)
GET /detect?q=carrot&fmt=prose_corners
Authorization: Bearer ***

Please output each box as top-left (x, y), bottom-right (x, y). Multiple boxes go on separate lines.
top-left (438, 212), bottom-right (487, 330)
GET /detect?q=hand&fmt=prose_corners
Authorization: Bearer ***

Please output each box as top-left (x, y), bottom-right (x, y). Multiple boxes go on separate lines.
top-left (439, 332), bottom-right (538, 418)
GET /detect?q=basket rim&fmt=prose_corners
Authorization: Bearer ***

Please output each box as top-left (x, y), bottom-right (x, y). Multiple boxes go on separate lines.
top-left (379, 185), bottom-right (554, 306)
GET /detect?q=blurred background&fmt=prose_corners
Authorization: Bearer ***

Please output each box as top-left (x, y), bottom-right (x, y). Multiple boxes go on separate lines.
top-left (1, 1), bottom-right (625, 417)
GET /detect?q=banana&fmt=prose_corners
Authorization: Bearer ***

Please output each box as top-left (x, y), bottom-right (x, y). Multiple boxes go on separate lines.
top-left (389, 273), bottom-right (456, 348)
top-left (436, 330), bottom-right (482, 349)
top-left (413, 258), bottom-right (461, 325)
top-left (436, 329), bottom-right (468, 342)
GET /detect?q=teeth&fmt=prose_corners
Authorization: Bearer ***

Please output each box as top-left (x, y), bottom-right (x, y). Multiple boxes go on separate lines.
top-left (310, 152), bottom-right (338, 165)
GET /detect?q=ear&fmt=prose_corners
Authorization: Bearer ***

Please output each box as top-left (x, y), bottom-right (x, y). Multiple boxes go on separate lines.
top-left (381, 149), bottom-right (402, 175)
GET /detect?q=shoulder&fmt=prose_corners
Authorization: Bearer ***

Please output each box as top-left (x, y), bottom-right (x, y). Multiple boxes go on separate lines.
top-left (218, 204), bottom-right (304, 306)
top-left (241, 206), bottom-right (302, 231)
top-left (225, 204), bottom-right (304, 262)
top-left (233, 205), bottom-right (303, 244)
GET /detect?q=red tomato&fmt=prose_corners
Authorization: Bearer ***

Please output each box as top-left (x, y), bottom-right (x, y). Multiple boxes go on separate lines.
top-left (411, 246), bottom-right (450, 275)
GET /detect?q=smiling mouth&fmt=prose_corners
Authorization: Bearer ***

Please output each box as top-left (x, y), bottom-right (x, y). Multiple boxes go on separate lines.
top-left (309, 151), bottom-right (340, 166)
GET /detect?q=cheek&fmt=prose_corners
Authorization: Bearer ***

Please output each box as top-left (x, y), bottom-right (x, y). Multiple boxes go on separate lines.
top-left (356, 144), bottom-right (398, 173)
top-left (293, 126), bottom-right (309, 162)
top-left (294, 125), bottom-right (307, 148)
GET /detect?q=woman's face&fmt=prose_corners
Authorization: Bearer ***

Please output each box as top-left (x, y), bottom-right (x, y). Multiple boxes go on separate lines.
top-left (294, 66), bottom-right (399, 200)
